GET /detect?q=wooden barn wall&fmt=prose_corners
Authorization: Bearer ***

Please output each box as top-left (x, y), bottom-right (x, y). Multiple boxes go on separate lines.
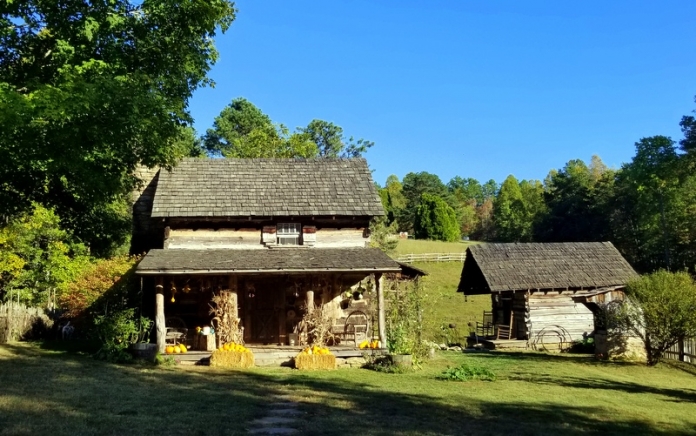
top-left (512, 292), bottom-right (527, 339)
top-left (313, 229), bottom-right (367, 248)
top-left (166, 229), bottom-right (264, 249)
top-left (164, 228), bottom-right (367, 249)
top-left (526, 292), bottom-right (594, 343)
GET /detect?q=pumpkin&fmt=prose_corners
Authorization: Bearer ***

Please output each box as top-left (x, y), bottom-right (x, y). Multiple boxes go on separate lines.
top-left (165, 345), bottom-right (175, 354)
top-left (173, 346), bottom-right (181, 354)
top-left (179, 344), bottom-right (188, 353)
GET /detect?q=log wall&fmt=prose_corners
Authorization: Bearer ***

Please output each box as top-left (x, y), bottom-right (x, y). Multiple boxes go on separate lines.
top-left (526, 292), bottom-right (594, 344)
top-left (164, 227), bottom-right (367, 249)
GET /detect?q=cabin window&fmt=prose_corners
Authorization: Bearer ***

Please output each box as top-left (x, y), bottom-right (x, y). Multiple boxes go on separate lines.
top-left (277, 223), bottom-right (301, 245)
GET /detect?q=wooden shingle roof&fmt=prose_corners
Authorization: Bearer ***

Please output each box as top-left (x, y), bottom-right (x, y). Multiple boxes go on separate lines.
top-left (457, 242), bottom-right (638, 294)
top-left (151, 158), bottom-right (384, 218)
top-left (136, 248), bottom-right (401, 275)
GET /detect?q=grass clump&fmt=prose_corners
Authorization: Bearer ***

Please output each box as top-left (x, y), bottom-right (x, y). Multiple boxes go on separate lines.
top-left (438, 362), bottom-right (496, 382)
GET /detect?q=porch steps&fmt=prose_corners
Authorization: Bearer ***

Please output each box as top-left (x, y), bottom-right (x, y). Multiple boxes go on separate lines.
top-left (477, 339), bottom-right (529, 350)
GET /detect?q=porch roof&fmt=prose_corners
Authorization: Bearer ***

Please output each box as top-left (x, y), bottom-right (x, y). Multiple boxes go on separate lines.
top-left (135, 248), bottom-right (402, 275)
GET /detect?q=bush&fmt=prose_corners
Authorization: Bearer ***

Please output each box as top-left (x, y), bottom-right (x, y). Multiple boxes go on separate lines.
top-left (438, 363), bottom-right (496, 382)
top-left (92, 308), bottom-right (151, 363)
top-left (618, 270), bottom-right (696, 366)
top-left (363, 355), bottom-right (405, 374)
top-left (58, 255), bottom-right (140, 320)
top-left (385, 278), bottom-right (428, 362)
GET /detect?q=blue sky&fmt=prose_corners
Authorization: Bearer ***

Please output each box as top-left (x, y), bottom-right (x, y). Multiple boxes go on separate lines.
top-left (188, 1), bottom-right (696, 186)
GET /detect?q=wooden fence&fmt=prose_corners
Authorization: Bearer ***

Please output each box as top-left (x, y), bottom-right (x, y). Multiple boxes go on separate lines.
top-left (0, 302), bottom-right (53, 343)
top-left (395, 252), bottom-right (467, 263)
top-left (664, 337), bottom-right (696, 364)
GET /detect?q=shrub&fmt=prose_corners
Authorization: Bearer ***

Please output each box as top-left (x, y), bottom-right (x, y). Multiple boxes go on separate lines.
top-left (92, 308), bottom-right (151, 363)
top-left (438, 363), bottom-right (496, 382)
top-left (385, 277), bottom-right (428, 362)
top-left (618, 270), bottom-right (696, 366)
top-left (58, 255), bottom-right (140, 320)
top-left (363, 355), bottom-right (405, 374)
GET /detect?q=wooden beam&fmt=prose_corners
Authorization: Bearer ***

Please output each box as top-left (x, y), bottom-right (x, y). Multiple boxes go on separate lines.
top-left (155, 277), bottom-right (166, 353)
top-left (376, 273), bottom-right (386, 349)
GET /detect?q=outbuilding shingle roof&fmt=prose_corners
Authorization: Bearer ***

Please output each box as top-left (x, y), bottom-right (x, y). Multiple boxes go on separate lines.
top-left (151, 158), bottom-right (384, 218)
top-left (136, 248), bottom-right (401, 274)
top-left (457, 242), bottom-right (638, 294)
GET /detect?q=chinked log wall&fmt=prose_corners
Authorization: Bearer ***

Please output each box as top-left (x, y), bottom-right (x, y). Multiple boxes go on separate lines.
top-left (165, 228), bottom-right (367, 249)
top-left (526, 292), bottom-right (594, 343)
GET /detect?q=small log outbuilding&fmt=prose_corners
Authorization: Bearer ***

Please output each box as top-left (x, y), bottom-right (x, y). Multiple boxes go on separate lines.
top-left (132, 158), bottom-right (420, 354)
top-left (458, 242), bottom-right (638, 347)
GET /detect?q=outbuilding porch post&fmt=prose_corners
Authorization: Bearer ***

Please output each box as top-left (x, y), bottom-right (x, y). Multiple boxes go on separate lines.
top-left (155, 277), bottom-right (166, 353)
top-left (376, 273), bottom-right (387, 349)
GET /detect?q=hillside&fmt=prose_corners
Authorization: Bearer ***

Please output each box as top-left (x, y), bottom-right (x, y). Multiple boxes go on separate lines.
top-left (391, 239), bottom-right (490, 344)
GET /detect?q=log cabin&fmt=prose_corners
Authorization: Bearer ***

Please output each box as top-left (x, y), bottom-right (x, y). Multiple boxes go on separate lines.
top-left (131, 158), bottom-right (416, 355)
top-left (457, 242), bottom-right (638, 349)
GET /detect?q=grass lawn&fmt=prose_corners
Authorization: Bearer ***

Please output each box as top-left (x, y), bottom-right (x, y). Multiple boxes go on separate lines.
top-left (415, 261), bottom-right (491, 344)
top-left (1, 343), bottom-right (696, 435)
top-left (393, 239), bottom-right (476, 256)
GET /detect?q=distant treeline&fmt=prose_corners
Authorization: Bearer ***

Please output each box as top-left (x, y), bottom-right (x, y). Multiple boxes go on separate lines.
top-left (377, 107), bottom-right (696, 274)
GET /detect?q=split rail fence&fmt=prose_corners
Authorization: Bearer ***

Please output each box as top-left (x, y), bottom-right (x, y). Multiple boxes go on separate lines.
top-left (395, 252), bottom-right (467, 263)
top-left (665, 337), bottom-right (695, 364)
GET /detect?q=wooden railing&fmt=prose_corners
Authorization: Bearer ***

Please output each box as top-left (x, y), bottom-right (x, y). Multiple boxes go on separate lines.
top-left (665, 337), bottom-right (696, 364)
top-left (395, 252), bottom-right (467, 263)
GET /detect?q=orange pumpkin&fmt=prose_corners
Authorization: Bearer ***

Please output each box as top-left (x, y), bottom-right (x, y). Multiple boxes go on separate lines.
top-left (165, 345), bottom-right (175, 354)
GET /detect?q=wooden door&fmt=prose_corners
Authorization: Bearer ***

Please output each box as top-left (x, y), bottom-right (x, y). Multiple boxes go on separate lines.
top-left (250, 289), bottom-right (280, 344)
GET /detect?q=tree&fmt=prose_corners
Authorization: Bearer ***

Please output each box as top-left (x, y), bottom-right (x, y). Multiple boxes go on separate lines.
top-left (679, 96), bottom-right (696, 154)
top-left (414, 194), bottom-right (460, 242)
top-left (612, 136), bottom-right (696, 271)
top-left (399, 172), bottom-right (450, 233)
top-left (0, 0), bottom-right (236, 255)
top-left (0, 205), bottom-right (89, 306)
top-left (298, 119), bottom-right (374, 158)
top-left (447, 177), bottom-right (484, 205)
top-left (493, 175), bottom-right (531, 242)
top-left (369, 217), bottom-right (398, 254)
top-left (203, 98), bottom-right (318, 158)
top-left (379, 175), bottom-right (407, 226)
top-left (618, 270), bottom-right (696, 366)
top-left (537, 157), bottom-right (614, 243)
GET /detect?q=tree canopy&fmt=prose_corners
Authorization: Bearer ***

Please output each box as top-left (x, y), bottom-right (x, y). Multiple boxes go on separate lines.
top-left (203, 99), bottom-right (373, 159)
top-left (0, 0), bottom-right (236, 256)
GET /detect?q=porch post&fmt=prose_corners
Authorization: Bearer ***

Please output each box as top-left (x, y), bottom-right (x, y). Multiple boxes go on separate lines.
top-left (376, 273), bottom-right (386, 349)
top-left (228, 276), bottom-right (239, 320)
top-left (155, 277), bottom-right (166, 353)
top-left (306, 290), bottom-right (314, 314)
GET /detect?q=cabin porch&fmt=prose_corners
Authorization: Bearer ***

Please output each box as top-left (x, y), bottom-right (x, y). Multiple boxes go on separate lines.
top-left (138, 270), bottom-right (390, 354)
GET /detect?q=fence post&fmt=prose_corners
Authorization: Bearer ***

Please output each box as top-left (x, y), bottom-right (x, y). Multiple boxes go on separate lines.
top-left (679, 337), bottom-right (685, 362)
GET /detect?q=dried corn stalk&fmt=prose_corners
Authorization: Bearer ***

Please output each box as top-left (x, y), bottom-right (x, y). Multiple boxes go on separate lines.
top-left (209, 291), bottom-right (243, 345)
top-left (298, 304), bottom-right (336, 346)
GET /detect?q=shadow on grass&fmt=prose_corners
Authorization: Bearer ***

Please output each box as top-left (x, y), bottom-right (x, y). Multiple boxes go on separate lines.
top-left (0, 343), bottom-right (694, 436)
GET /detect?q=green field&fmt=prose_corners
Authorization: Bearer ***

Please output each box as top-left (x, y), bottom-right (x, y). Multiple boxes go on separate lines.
top-left (392, 239), bottom-right (490, 344)
top-left (1, 343), bottom-right (695, 435)
top-left (393, 238), bottom-right (476, 255)
top-left (414, 261), bottom-right (491, 344)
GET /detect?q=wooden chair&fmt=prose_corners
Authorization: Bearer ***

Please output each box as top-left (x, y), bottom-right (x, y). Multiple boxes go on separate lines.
top-left (496, 311), bottom-right (514, 340)
top-left (165, 317), bottom-right (188, 346)
top-left (343, 310), bottom-right (369, 346)
top-left (476, 311), bottom-right (494, 337)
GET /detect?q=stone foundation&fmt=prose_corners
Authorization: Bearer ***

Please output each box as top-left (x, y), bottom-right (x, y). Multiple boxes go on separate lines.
top-left (595, 330), bottom-right (646, 362)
